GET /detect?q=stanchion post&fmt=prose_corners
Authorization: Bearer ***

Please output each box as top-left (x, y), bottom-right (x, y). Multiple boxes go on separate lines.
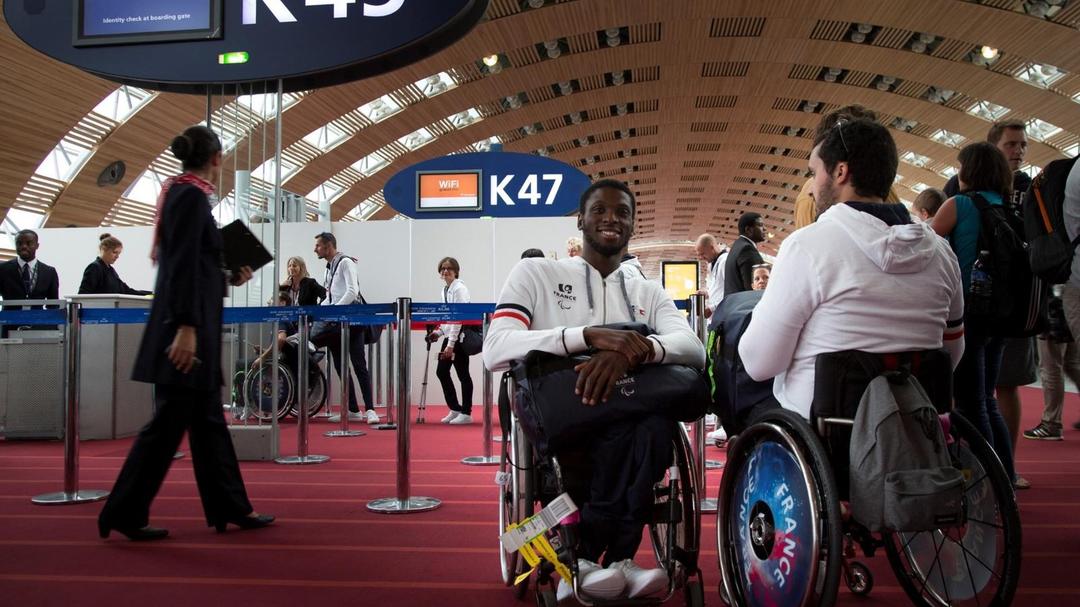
top-left (462, 313), bottom-right (497, 465)
top-left (276, 315), bottom-right (330, 464)
top-left (374, 321), bottom-right (397, 430)
top-left (367, 298), bottom-right (440, 513)
top-left (374, 337), bottom-right (383, 407)
top-left (689, 294), bottom-right (717, 513)
top-left (33, 300), bottom-right (109, 505)
top-left (326, 323), bottom-right (364, 438)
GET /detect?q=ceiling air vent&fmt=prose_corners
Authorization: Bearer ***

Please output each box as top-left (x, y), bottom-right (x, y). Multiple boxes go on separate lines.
top-left (97, 161), bottom-right (126, 187)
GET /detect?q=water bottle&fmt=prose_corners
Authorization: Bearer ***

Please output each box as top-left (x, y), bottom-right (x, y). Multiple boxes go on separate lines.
top-left (970, 250), bottom-right (992, 313)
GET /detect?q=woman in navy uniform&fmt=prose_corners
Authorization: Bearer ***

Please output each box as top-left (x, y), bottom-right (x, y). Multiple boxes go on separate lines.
top-left (97, 126), bottom-right (273, 541)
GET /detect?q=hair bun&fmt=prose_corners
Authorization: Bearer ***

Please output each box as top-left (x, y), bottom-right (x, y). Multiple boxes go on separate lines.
top-left (170, 134), bottom-right (192, 161)
top-left (99, 233), bottom-right (111, 241)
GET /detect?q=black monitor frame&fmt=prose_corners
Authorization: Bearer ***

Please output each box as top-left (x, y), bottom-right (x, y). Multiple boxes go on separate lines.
top-left (73, 0), bottom-right (223, 47)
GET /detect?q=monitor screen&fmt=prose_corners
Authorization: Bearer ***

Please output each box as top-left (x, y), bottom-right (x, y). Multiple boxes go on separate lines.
top-left (661, 261), bottom-right (700, 302)
top-left (417, 171), bottom-right (482, 212)
top-left (74, 0), bottom-right (223, 47)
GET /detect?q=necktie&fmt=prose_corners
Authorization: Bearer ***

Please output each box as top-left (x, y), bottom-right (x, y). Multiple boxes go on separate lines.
top-left (21, 264), bottom-right (31, 297)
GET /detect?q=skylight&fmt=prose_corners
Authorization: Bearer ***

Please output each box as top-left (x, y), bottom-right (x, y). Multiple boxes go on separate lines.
top-left (911, 182), bottom-right (929, 193)
top-left (1016, 63), bottom-right (1066, 88)
top-left (351, 152), bottom-right (391, 177)
top-left (306, 181), bottom-right (345, 204)
top-left (302, 123), bottom-right (349, 152)
top-left (414, 72), bottom-right (457, 98)
top-left (930, 129), bottom-right (965, 148)
top-left (253, 157), bottom-right (301, 183)
top-left (359, 95), bottom-right (403, 123)
top-left (900, 151), bottom-right (932, 168)
top-left (966, 100), bottom-right (1010, 122)
top-left (450, 107), bottom-right (483, 129)
top-left (91, 86), bottom-right (155, 122)
top-left (1026, 118), bottom-right (1063, 141)
top-left (939, 165), bottom-right (958, 179)
top-left (398, 127), bottom-right (435, 151)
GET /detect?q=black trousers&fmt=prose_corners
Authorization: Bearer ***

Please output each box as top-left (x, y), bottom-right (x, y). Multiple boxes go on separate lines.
top-left (563, 414), bottom-right (675, 566)
top-left (436, 339), bottom-right (473, 415)
top-left (311, 324), bottom-right (372, 413)
top-left (98, 384), bottom-right (253, 529)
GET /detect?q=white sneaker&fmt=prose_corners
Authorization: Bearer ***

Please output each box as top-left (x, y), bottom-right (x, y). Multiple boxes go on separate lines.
top-left (705, 413), bottom-right (718, 429)
top-left (448, 414), bottom-right (473, 425)
top-left (364, 409), bottom-right (380, 424)
top-left (610, 559), bottom-right (667, 598)
top-left (440, 411), bottom-right (459, 423)
top-left (707, 427), bottom-right (728, 446)
top-left (328, 411), bottom-right (364, 423)
top-left (555, 559), bottom-right (626, 602)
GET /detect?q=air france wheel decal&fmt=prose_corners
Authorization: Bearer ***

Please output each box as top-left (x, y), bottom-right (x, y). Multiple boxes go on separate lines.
top-left (731, 441), bottom-right (815, 606)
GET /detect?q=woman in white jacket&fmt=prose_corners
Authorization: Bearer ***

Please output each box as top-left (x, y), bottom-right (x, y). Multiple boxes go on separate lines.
top-left (427, 257), bottom-right (476, 424)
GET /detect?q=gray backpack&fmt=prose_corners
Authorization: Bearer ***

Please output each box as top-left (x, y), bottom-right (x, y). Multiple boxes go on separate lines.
top-left (849, 372), bottom-right (964, 532)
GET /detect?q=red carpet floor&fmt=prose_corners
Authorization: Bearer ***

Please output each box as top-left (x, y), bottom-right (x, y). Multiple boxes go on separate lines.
top-left (1, 387), bottom-right (1078, 606)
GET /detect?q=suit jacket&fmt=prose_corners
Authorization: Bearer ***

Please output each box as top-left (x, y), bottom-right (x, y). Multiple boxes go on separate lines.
top-left (724, 236), bottom-right (764, 296)
top-left (0, 258), bottom-right (59, 304)
top-left (78, 257), bottom-right (151, 296)
top-left (281, 277), bottom-right (325, 306)
top-left (132, 183), bottom-right (225, 389)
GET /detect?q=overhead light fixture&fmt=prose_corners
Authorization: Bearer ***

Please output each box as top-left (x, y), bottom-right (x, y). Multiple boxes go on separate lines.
top-left (981, 46), bottom-right (999, 60)
top-left (482, 54), bottom-right (500, 67)
top-left (527, 0), bottom-right (545, 8)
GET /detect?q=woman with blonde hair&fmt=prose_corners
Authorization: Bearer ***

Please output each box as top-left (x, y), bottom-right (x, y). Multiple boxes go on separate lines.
top-left (566, 236), bottom-right (582, 258)
top-left (78, 233), bottom-right (151, 295)
top-left (280, 256), bottom-right (324, 306)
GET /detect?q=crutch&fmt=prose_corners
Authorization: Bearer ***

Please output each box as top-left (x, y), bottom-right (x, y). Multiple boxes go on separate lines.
top-left (417, 337), bottom-right (434, 424)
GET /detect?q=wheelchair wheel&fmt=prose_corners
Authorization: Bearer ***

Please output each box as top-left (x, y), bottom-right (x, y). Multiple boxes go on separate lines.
top-left (649, 423), bottom-right (700, 590)
top-left (717, 408), bottom-right (843, 607)
top-left (289, 368), bottom-right (328, 418)
top-left (243, 361), bottom-right (294, 422)
top-left (499, 415), bottom-right (534, 599)
top-left (883, 413), bottom-right (1021, 607)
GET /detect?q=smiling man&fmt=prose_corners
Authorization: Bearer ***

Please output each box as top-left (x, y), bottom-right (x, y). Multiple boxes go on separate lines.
top-left (484, 178), bottom-right (704, 601)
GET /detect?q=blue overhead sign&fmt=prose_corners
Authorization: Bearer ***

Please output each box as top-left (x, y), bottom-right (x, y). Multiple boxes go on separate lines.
top-left (383, 150), bottom-right (592, 219)
top-left (5, 0), bottom-right (488, 93)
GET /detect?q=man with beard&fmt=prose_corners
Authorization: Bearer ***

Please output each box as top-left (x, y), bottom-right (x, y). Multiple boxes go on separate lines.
top-left (484, 179), bottom-right (704, 601)
top-left (739, 119), bottom-right (965, 420)
top-left (724, 212), bottom-right (766, 295)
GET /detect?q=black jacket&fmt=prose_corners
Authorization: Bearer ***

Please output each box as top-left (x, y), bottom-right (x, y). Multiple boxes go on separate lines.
top-left (281, 277), bottom-right (325, 306)
top-left (132, 183), bottom-right (226, 389)
top-left (78, 257), bottom-right (151, 296)
top-left (723, 236), bottom-right (764, 296)
top-left (0, 258), bottom-right (59, 305)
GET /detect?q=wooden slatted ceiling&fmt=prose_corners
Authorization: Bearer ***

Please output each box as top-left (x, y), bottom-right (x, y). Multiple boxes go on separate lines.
top-left (2, 0), bottom-right (1078, 261)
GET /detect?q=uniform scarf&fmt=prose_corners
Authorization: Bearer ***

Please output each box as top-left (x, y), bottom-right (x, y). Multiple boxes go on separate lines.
top-left (150, 172), bottom-right (216, 263)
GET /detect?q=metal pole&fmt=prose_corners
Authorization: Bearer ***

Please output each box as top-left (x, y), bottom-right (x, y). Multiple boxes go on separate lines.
top-left (374, 321), bottom-right (397, 430)
top-left (33, 300), bottom-right (108, 504)
top-left (326, 324), bottom-right (363, 437)
top-left (368, 298), bottom-right (440, 513)
top-left (689, 294), bottom-right (717, 513)
top-left (276, 315), bottom-right (329, 464)
top-left (374, 336), bottom-right (383, 407)
top-left (462, 314), bottom-right (497, 465)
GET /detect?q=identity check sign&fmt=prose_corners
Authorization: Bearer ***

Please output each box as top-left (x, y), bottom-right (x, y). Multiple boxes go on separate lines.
top-left (383, 150), bottom-right (591, 219)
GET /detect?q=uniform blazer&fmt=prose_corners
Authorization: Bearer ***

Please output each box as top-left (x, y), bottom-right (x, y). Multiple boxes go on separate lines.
top-left (78, 257), bottom-right (152, 296)
top-left (723, 236), bottom-right (764, 296)
top-left (132, 183), bottom-right (226, 389)
top-left (0, 258), bottom-right (59, 304)
top-left (282, 277), bottom-right (325, 306)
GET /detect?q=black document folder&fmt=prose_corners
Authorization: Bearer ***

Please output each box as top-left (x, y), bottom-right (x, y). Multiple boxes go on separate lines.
top-left (220, 220), bottom-right (274, 273)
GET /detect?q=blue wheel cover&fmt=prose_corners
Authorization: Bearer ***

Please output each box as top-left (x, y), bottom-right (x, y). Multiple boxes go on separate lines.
top-left (248, 369), bottom-right (290, 414)
top-left (730, 440), bottom-right (816, 606)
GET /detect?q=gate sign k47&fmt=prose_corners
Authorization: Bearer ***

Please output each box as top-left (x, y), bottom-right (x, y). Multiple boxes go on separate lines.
top-left (382, 150), bottom-right (592, 219)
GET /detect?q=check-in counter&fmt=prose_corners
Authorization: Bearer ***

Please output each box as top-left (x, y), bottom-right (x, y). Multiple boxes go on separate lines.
top-left (70, 294), bottom-right (154, 440)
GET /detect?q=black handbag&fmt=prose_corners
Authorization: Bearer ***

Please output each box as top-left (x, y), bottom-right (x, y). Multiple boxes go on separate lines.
top-left (458, 325), bottom-right (483, 356)
top-left (508, 323), bottom-right (709, 456)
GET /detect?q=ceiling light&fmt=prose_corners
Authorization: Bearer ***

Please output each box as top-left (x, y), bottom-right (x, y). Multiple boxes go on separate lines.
top-left (482, 54), bottom-right (500, 67)
top-left (615, 103), bottom-right (628, 116)
top-left (546, 47), bottom-right (561, 59)
top-left (605, 27), bottom-right (621, 38)
top-left (611, 71), bottom-right (625, 85)
top-left (543, 39), bottom-right (560, 50)
top-left (570, 112), bottom-right (583, 124)
top-left (919, 33), bottom-right (935, 44)
top-left (981, 46), bottom-right (999, 60)
top-left (851, 32), bottom-right (866, 43)
top-left (856, 23), bottom-right (873, 34)
top-left (527, 0), bottom-right (545, 8)
top-left (910, 41), bottom-right (927, 53)
top-left (606, 35), bottom-right (621, 48)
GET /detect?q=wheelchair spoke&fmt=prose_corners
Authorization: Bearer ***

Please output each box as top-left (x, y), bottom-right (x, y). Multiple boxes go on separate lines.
top-left (935, 533), bottom-right (953, 606)
top-left (964, 472), bottom-right (989, 494)
top-left (943, 534), bottom-right (1002, 583)
top-left (915, 532), bottom-right (947, 601)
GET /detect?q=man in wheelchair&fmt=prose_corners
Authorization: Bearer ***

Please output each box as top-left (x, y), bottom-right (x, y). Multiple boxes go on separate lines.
top-left (738, 118), bottom-right (965, 420)
top-left (484, 179), bottom-right (705, 601)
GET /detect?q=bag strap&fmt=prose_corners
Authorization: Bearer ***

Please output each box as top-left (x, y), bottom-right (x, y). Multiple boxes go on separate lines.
top-left (498, 371), bottom-right (512, 435)
top-left (1032, 172), bottom-right (1056, 234)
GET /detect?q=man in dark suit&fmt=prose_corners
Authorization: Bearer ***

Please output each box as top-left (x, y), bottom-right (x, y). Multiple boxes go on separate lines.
top-left (0, 229), bottom-right (60, 336)
top-left (724, 212), bottom-right (766, 295)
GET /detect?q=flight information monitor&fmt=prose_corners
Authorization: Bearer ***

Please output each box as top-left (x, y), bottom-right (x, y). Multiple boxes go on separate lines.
top-left (417, 171), bottom-right (482, 212)
top-left (74, 0), bottom-right (222, 46)
top-left (661, 261), bottom-right (700, 302)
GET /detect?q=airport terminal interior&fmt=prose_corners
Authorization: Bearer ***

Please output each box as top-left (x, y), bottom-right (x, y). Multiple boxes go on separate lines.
top-left (2, 1), bottom-right (1080, 605)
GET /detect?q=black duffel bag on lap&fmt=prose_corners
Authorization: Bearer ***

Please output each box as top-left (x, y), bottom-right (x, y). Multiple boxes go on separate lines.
top-left (508, 323), bottom-right (709, 457)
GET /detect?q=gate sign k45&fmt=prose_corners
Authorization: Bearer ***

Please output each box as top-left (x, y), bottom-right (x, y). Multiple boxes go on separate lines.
top-left (382, 150), bottom-right (592, 219)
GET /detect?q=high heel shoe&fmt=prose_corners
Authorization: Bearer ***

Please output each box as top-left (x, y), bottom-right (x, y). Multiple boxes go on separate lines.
top-left (98, 520), bottom-right (169, 541)
top-left (214, 513), bottom-right (275, 533)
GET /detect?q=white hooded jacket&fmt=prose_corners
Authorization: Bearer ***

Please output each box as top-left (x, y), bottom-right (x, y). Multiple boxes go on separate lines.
top-left (739, 203), bottom-right (965, 419)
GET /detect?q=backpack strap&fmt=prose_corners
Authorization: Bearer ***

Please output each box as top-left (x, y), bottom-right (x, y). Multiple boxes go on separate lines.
top-left (1032, 172), bottom-right (1056, 234)
top-left (498, 371), bottom-right (513, 435)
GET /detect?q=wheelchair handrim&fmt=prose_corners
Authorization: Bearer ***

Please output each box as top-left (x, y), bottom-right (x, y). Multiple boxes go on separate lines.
top-left (718, 422), bottom-right (823, 607)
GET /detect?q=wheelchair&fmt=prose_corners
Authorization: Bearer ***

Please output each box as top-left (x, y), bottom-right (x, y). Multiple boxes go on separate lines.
top-left (715, 350), bottom-right (1021, 607)
top-left (497, 376), bottom-right (706, 607)
top-left (241, 348), bottom-right (329, 421)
